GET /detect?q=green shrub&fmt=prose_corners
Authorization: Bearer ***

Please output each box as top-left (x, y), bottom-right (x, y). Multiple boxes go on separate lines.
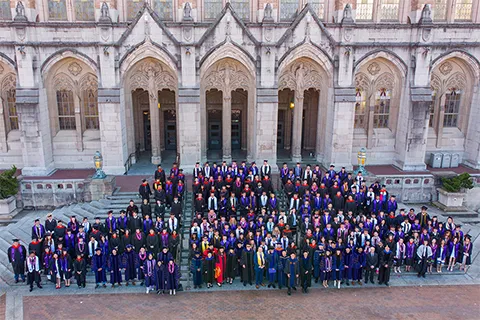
top-left (0, 166), bottom-right (19, 199)
top-left (441, 172), bottom-right (474, 193)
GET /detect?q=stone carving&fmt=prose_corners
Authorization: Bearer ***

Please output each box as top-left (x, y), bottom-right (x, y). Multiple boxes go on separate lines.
top-left (263, 3), bottom-right (274, 22)
top-left (342, 3), bottom-right (354, 25)
top-left (355, 72), bottom-right (371, 92)
top-left (129, 60), bottom-right (177, 95)
top-left (99, 2), bottom-right (112, 24)
top-left (439, 62), bottom-right (453, 75)
top-left (419, 4), bottom-right (432, 24)
top-left (204, 59), bottom-right (250, 94)
top-left (374, 72), bottom-right (395, 91)
top-left (279, 59), bottom-right (323, 97)
top-left (1, 73), bottom-right (16, 92)
top-left (446, 72), bottom-right (466, 90)
top-left (430, 73), bottom-right (442, 92)
top-left (53, 73), bottom-right (76, 92)
top-left (68, 62), bottom-right (83, 77)
top-left (0, 64), bottom-right (3, 75)
top-left (79, 73), bottom-right (98, 92)
top-left (367, 62), bottom-right (381, 76)
top-left (14, 1), bottom-right (28, 22)
top-left (183, 2), bottom-right (193, 21)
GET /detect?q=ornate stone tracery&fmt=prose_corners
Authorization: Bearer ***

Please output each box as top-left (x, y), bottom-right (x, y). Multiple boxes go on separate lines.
top-left (278, 59), bottom-right (324, 97)
top-left (374, 72), bottom-right (395, 91)
top-left (1, 73), bottom-right (16, 92)
top-left (128, 59), bottom-right (177, 97)
top-left (203, 59), bottom-right (251, 94)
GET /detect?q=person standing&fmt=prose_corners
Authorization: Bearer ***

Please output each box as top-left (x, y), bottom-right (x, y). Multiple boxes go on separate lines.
top-left (300, 250), bottom-right (312, 293)
top-left (254, 246), bottom-right (266, 289)
top-left (378, 245), bottom-right (394, 286)
top-left (365, 246), bottom-right (378, 284)
top-left (26, 251), bottom-right (42, 292)
top-left (332, 249), bottom-right (344, 289)
top-left (73, 254), bottom-right (86, 288)
top-left (7, 239), bottom-right (26, 283)
top-left (191, 251), bottom-right (204, 288)
top-left (215, 246), bottom-right (227, 287)
top-left (139, 179), bottom-right (152, 202)
top-left (241, 243), bottom-right (255, 286)
top-left (92, 247), bottom-right (107, 288)
top-left (203, 251), bottom-right (215, 288)
top-left (460, 235), bottom-right (473, 273)
top-left (108, 248), bottom-right (123, 287)
top-left (265, 246), bottom-right (277, 288)
top-left (144, 253), bottom-right (156, 294)
top-left (416, 239), bottom-right (433, 278)
top-left (285, 252), bottom-right (299, 295)
top-left (166, 259), bottom-right (180, 295)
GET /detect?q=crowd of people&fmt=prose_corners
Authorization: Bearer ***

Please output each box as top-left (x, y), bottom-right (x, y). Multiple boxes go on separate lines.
top-left (6, 160), bottom-right (475, 296)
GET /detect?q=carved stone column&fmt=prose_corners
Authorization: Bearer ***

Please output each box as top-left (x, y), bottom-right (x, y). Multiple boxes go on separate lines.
top-left (291, 91), bottom-right (304, 162)
top-left (149, 90), bottom-right (161, 164)
top-left (222, 91), bottom-right (232, 162)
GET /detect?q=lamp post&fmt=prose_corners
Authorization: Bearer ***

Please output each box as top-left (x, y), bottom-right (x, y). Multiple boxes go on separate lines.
top-left (354, 147), bottom-right (368, 176)
top-left (92, 151), bottom-right (107, 179)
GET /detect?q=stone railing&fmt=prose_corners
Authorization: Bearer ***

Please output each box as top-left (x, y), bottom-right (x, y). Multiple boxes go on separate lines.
top-left (20, 179), bottom-right (87, 209)
top-left (373, 174), bottom-right (436, 203)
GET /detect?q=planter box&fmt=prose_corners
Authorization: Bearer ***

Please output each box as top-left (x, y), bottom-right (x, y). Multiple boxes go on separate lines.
top-left (437, 188), bottom-right (465, 208)
top-left (0, 196), bottom-right (18, 220)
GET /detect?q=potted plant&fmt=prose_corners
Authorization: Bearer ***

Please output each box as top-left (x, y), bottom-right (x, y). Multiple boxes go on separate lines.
top-left (0, 165), bottom-right (19, 219)
top-left (437, 173), bottom-right (474, 208)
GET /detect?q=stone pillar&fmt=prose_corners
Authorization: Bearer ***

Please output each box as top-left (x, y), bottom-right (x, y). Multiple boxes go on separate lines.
top-left (367, 101), bottom-right (375, 149)
top-left (98, 88), bottom-right (128, 175)
top-left (435, 94), bottom-right (446, 148)
top-left (74, 96), bottom-right (83, 152)
top-left (178, 87), bottom-right (202, 170)
top-left (256, 88), bottom-right (278, 166)
top-left (291, 92), bottom-right (304, 163)
top-left (149, 91), bottom-right (161, 164)
top-left (222, 91), bottom-right (232, 162)
top-left (393, 87), bottom-right (431, 171)
top-left (16, 88), bottom-right (55, 176)
top-left (464, 88), bottom-right (480, 169)
top-left (324, 88), bottom-right (356, 170)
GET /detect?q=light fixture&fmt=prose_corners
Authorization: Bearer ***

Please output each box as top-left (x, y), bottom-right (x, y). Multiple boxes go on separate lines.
top-left (289, 97), bottom-right (295, 109)
top-left (92, 151), bottom-right (107, 179)
top-left (185, 47), bottom-right (191, 56)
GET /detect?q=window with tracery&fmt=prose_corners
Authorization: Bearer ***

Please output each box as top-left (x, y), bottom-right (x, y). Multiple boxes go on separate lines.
top-left (310, 0), bottom-right (325, 20)
top-left (154, 0), bottom-right (174, 21)
top-left (231, 0), bottom-right (250, 20)
top-left (429, 91), bottom-right (436, 127)
top-left (127, 0), bottom-right (145, 21)
top-left (443, 91), bottom-right (461, 127)
top-left (74, 0), bottom-right (95, 21)
top-left (48, 0), bottom-right (68, 21)
top-left (373, 89), bottom-right (391, 128)
top-left (433, 0), bottom-right (447, 21)
top-left (354, 88), bottom-right (367, 128)
top-left (280, 0), bottom-right (298, 21)
top-left (57, 90), bottom-right (76, 130)
top-left (5, 89), bottom-right (18, 131)
top-left (82, 89), bottom-right (99, 130)
top-left (380, 0), bottom-right (400, 21)
top-left (454, 0), bottom-right (473, 21)
top-left (0, 0), bottom-right (12, 20)
top-left (356, 0), bottom-right (374, 21)
top-left (204, 0), bottom-right (223, 20)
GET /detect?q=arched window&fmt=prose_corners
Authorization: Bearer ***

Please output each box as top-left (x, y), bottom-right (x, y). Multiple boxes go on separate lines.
top-left (1, 73), bottom-right (18, 134)
top-left (310, 0), bottom-right (325, 20)
top-left (356, 0), bottom-right (374, 21)
top-left (354, 88), bottom-right (367, 128)
top-left (231, 0), bottom-right (250, 20)
top-left (204, 0), bottom-right (223, 20)
top-left (373, 88), bottom-right (391, 128)
top-left (57, 90), bottom-right (76, 130)
top-left (280, 0), bottom-right (299, 21)
top-left (429, 90), bottom-right (436, 127)
top-left (74, 0), bottom-right (95, 21)
top-left (5, 89), bottom-right (17, 131)
top-left (127, 0), bottom-right (145, 21)
top-left (0, 0), bottom-right (12, 20)
top-left (48, 0), bottom-right (68, 21)
top-left (153, 0), bottom-right (173, 21)
top-left (454, 0), bottom-right (473, 21)
top-left (433, 0), bottom-right (448, 21)
top-left (380, 0), bottom-right (400, 21)
top-left (443, 90), bottom-right (461, 127)
top-left (82, 89), bottom-right (99, 130)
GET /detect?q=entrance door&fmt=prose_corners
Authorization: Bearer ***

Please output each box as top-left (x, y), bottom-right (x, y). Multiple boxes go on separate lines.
top-left (208, 122), bottom-right (222, 150)
top-left (164, 111), bottom-right (177, 150)
top-left (143, 111), bottom-right (151, 151)
top-left (231, 110), bottom-right (241, 150)
top-left (277, 121), bottom-right (285, 149)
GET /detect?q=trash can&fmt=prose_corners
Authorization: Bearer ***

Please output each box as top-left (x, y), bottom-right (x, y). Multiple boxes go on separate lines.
top-left (429, 153), bottom-right (442, 168)
top-left (441, 153), bottom-right (451, 168)
top-left (450, 153), bottom-right (460, 168)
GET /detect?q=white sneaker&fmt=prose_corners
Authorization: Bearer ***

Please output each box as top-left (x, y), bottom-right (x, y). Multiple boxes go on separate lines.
top-left (337, 282), bottom-right (341, 289)
top-left (169, 290), bottom-right (172, 295)
top-left (173, 289), bottom-right (176, 295)
top-left (146, 287), bottom-right (150, 294)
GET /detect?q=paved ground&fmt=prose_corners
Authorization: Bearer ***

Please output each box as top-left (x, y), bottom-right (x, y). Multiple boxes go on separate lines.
top-left (0, 294), bottom-right (5, 320)
top-left (22, 285), bottom-right (480, 320)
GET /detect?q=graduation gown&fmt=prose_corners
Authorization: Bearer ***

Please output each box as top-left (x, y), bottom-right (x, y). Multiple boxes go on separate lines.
top-left (166, 263), bottom-right (180, 290)
top-left (378, 250), bottom-right (394, 284)
top-left (92, 253), bottom-right (107, 283)
top-left (108, 253), bottom-right (122, 284)
top-left (48, 258), bottom-right (63, 282)
top-left (203, 256), bottom-right (215, 284)
top-left (241, 249), bottom-right (254, 283)
top-left (132, 232), bottom-right (146, 253)
top-left (226, 252), bottom-right (237, 279)
top-left (143, 258), bottom-right (156, 287)
top-left (300, 256), bottom-right (312, 288)
top-left (215, 252), bottom-right (227, 283)
top-left (155, 262), bottom-right (166, 290)
top-left (191, 256), bottom-right (204, 286)
top-left (7, 245), bottom-right (26, 275)
top-left (122, 250), bottom-right (137, 281)
top-left (73, 257), bottom-right (86, 285)
top-left (146, 234), bottom-right (160, 256)
top-left (285, 257), bottom-right (299, 287)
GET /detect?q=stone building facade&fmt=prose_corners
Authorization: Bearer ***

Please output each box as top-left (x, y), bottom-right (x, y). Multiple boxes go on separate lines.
top-left (0, 0), bottom-right (479, 175)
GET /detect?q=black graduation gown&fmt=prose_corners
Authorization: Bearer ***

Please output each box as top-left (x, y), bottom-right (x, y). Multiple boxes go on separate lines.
top-left (132, 233), bottom-right (146, 252)
top-left (378, 250), bottom-right (394, 284)
top-left (7, 245), bottom-right (26, 275)
top-left (241, 249), bottom-right (254, 283)
top-left (141, 204), bottom-right (152, 219)
top-left (203, 257), bottom-right (215, 284)
top-left (226, 252), bottom-right (237, 279)
top-left (73, 258), bottom-right (86, 285)
top-left (300, 256), bottom-right (313, 288)
top-left (146, 234), bottom-right (160, 256)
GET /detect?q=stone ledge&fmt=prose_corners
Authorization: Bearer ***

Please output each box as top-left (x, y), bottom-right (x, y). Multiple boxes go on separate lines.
top-left (334, 87), bottom-right (356, 102)
top-left (411, 87), bottom-right (432, 102)
top-left (15, 88), bottom-right (39, 104)
top-left (98, 88), bottom-right (120, 103)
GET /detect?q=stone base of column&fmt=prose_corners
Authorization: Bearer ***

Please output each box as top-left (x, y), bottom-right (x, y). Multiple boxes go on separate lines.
top-left (84, 175), bottom-right (116, 202)
top-left (21, 164), bottom-right (55, 177)
top-left (393, 160), bottom-right (427, 172)
top-left (222, 155), bottom-right (232, 163)
top-left (151, 156), bottom-right (162, 165)
top-left (463, 160), bottom-right (480, 170)
top-left (291, 155), bottom-right (302, 163)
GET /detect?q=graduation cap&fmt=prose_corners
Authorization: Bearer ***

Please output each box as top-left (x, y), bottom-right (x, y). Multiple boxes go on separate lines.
top-left (465, 234), bottom-right (472, 240)
top-left (126, 244), bottom-right (133, 249)
top-left (29, 250), bottom-right (36, 255)
top-left (194, 251), bottom-right (201, 255)
top-left (12, 238), bottom-right (19, 242)
top-left (66, 228), bottom-right (72, 232)
top-left (162, 246), bottom-right (169, 250)
top-left (421, 206), bottom-right (428, 210)
top-left (62, 247), bottom-right (68, 251)
top-left (34, 218), bottom-right (40, 222)
top-left (94, 217), bottom-right (101, 220)
top-left (95, 247), bottom-right (102, 252)
top-left (71, 215), bottom-right (76, 218)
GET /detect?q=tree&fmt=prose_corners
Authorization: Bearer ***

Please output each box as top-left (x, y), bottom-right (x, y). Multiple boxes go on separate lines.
top-left (441, 172), bottom-right (474, 193)
top-left (0, 166), bottom-right (19, 199)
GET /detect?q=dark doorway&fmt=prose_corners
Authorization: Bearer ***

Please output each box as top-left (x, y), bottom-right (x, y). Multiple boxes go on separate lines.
top-left (231, 109), bottom-right (242, 150)
top-left (164, 110), bottom-right (176, 150)
top-left (143, 110), bottom-right (151, 151)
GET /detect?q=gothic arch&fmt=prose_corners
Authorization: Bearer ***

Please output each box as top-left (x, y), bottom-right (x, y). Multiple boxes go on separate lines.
top-left (278, 58), bottom-right (326, 96)
top-left (0, 53), bottom-right (16, 71)
top-left (201, 57), bottom-right (253, 94)
top-left (277, 43), bottom-right (334, 81)
top-left (431, 50), bottom-right (480, 84)
top-left (125, 58), bottom-right (178, 93)
top-left (41, 49), bottom-right (98, 79)
top-left (354, 50), bottom-right (408, 78)
top-left (119, 42), bottom-right (178, 85)
top-left (199, 43), bottom-right (256, 82)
